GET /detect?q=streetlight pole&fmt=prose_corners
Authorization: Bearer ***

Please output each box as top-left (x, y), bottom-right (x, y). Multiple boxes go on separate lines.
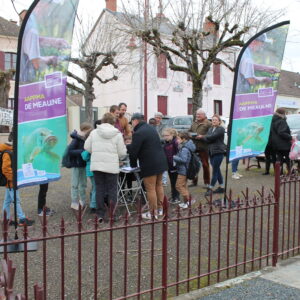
top-left (143, 0), bottom-right (149, 121)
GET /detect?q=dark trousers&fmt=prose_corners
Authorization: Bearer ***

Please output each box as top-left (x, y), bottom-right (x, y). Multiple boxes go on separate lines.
top-left (168, 171), bottom-right (179, 199)
top-left (38, 183), bottom-right (49, 210)
top-left (94, 171), bottom-right (118, 218)
top-left (264, 145), bottom-right (275, 173)
top-left (276, 150), bottom-right (291, 174)
top-left (193, 150), bottom-right (210, 185)
top-left (210, 154), bottom-right (224, 187)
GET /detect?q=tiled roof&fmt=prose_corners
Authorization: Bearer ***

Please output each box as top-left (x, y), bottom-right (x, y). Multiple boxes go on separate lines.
top-left (0, 16), bottom-right (19, 38)
top-left (278, 70), bottom-right (300, 98)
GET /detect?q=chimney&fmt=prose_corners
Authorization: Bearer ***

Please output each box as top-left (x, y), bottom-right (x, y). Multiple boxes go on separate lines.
top-left (106, 0), bottom-right (117, 11)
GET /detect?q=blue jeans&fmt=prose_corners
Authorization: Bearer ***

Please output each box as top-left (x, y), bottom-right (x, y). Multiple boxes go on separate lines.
top-left (232, 159), bottom-right (239, 173)
top-left (71, 167), bottom-right (87, 205)
top-left (2, 189), bottom-right (25, 220)
top-left (89, 176), bottom-right (96, 209)
top-left (210, 154), bottom-right (224, 187)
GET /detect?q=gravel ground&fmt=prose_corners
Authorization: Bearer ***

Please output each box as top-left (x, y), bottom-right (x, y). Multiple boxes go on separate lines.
top-left (0, 159), bottom-right (285, 299)
top-left (199, 278), bottom-right (300, 300)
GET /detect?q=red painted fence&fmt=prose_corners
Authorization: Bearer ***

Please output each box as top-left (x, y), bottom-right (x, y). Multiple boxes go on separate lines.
top-left (0, 163), bottom-right (299, 299)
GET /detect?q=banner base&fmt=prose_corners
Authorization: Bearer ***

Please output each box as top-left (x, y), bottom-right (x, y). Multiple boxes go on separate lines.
top-left (0, 240), bottom-right (38, 253)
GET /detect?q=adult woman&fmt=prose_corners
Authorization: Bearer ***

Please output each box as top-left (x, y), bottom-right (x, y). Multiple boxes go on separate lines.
top-left (84, 113), bottom-right (127, 223)
top-left (198, 115), bottom-right (226, 196)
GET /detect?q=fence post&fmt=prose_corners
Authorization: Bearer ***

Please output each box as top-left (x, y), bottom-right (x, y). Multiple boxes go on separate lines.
top-left (162, 196), bottom-right (168, 300)
top-left (272, 162), bottom-right (281, 267)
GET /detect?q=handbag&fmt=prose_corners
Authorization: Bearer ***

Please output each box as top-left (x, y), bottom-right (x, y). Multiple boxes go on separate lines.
top-left (289, 140), bottom-right (300, 161)
top-left (61, 145), bottom-right (72, 168)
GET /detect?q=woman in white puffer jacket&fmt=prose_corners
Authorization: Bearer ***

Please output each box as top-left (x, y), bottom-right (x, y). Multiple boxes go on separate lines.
top-left (84, 113), bottom-right (127, 223)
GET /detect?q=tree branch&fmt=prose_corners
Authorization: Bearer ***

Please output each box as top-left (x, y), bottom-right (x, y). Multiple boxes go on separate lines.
top-left (66, 82), bottom-right (84, 95)
top-left (95, 75), bottom-right (118, 84)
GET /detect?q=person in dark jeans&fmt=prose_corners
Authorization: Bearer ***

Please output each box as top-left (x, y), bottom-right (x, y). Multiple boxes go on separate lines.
top-left (84, 113), bottom-right (127, 223)
top-left (198, 115), bottom-right (226, 197)
top-left (162, 128), bottom-right (180, 204)
top-left (37, 183), bottom-right (55, 216)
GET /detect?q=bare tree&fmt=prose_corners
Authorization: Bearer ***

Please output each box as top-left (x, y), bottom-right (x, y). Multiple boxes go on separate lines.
top-left (67, 12), bottom-right (133, 122)
top-left (121, 0), bottom-right (284, 114)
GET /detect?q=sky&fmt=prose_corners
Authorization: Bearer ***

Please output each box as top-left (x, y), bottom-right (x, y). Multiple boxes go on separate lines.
top-left (1, 0), bottom-right (300, 72)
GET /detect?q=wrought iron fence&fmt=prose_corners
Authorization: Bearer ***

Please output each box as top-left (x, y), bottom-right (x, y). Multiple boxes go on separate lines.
top-left (0, 164), bottom-right (299, 300)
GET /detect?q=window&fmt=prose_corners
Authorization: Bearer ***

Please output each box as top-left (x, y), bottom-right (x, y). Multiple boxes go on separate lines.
top-left (157, 95), bottom-right (168, 115)
top-left (187, 98), bottom-right (193, 115)
top-left (213, 63), bottom-right (221, 85)
top-left (187, 74), bottom-right (192, 82)
top-left (214, 100), bottom-right (222, 115)
top-left (4, 52), bottom-right (16, 70)
top-left (157, 54), bottom-right (167, 78)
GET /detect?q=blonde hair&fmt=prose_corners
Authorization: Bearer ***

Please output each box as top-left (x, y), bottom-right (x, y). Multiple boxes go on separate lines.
top-left (163, 127), bottom-right (178, 137)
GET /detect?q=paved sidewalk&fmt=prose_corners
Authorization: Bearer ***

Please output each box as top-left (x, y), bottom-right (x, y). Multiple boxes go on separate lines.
top-left (174, 256), bottom-right (300, 300)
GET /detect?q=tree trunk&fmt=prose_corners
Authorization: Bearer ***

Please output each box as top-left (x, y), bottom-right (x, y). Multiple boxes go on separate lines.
top-left (192, 80), bottom-right (204, 116)
top-left (85, 94), bottom-right (94, 124)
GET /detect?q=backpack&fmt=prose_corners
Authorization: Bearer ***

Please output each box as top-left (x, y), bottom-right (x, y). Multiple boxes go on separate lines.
top-left (61, 145), bottom-right (72, 168)
top-left (0, 150), bottom-right (12, 186)
top-left (289, 140), bottom-right (300, 161)
top-left (184, 147), bottom-right (201, 180)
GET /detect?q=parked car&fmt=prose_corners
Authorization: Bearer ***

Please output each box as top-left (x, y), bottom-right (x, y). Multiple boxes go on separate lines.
top-left (287, 114), bottom-right (300, 137)
top-left (165, 115), bottom-right (193, 132)
top-left (161, 115), bottom-right (171, 126)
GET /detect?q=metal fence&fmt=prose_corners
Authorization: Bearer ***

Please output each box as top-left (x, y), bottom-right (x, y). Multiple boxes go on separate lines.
top-left (0, 164), bottom-right (299, 300)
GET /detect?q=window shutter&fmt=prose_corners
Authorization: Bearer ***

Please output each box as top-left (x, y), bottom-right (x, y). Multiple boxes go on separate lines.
top-left (157, 54), bottom-right (167, 78)
top-left (213, 63), bottom-right (221, 85)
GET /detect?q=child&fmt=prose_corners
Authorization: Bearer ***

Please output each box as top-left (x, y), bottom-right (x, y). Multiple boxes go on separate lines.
top-left (162, 128), bottom-right (180, 204)
top-left (81, 128), bottom-right (96, 213)
top-left (173, 132), bottom-right (196, 209)
top-left (1, 131), bottom-right (34, 226)
top-left (69, 122), bottom-right (92, 210)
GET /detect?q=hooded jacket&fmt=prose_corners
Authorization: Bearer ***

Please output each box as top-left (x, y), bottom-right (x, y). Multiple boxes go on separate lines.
top-left (0, 143), bottom-right (13, 188)
top-left (270, 113), bottom-right (292, 152)
top-left (68, 130), bottom-right (86, 168)
top-left (84, 123), bottom-right (127, 174)
top-left (173, 139), bottom-right (196, 176)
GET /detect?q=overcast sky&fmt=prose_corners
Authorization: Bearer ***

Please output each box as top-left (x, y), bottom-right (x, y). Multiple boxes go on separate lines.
top-left (1, 0), bottom-right (300, 72)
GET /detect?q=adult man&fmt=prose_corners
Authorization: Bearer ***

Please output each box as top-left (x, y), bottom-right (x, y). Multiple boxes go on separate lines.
top-left (118, 102), bottom-right (131, 136)
top-left (154, 112), bottom-right (165, 139)
top-left (189, 109), bottom-right (211, 187)
top-left (237, 33), bottom-right (279, 94)
top-left (127, 113), bottom-right (168, 220)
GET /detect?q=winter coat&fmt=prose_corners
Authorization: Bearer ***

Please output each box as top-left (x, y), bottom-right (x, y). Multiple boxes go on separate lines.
top-left (84, 123), bottom-right (127, 174)
top-left (81, 150), bottom-right (93, 177)
top-left (127, 121), bottom-right (168, 178)
top-left (189, 119), bottom-right (211, 151)
top-left (68, 130), bottom-right (86, 168)
top-left (0, 143), bottom-right (13, 188)
top-left (163, 137), bottom-right (178, 172)
top-left (202, 126), bottom-right (226, 157)
top-left (270, 113), bottom-right (292, 152)
top-left (173, 140), bottom-right (196, 176)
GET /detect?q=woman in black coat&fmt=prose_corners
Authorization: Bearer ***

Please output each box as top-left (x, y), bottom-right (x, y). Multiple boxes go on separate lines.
top-left (270, 107), bottom-right (292, 173)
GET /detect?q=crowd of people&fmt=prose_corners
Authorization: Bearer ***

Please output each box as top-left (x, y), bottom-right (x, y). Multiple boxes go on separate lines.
top-left (1, 104), bottom-right (297, 225)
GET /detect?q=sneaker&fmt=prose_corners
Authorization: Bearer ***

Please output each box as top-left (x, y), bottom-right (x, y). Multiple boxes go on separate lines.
top-left (89, 208), bottom-right (96, 214)
top-left (98, 217), bottom-right (103, 224)
top-left (79, 200), bottom-right (86, 208)
top-left (19, 218), bottom-right (35, 227)
top-left (8, 220), bottom-right (17, 226)
top-left (38, 207), bottom-right (55, 217)
top-left (71, 202), bottom-right (79, 210)
top-left (157, 208), bottom-right (163, 216)
top-left (169, 198), bottom-right (180, 204)
top-left (213, 187), bottom-right (225, 194)
top-left (205, 189), bottom-right (213, 197)
top-left (179, 202), bottom-right (188, 209)
top-left (141, 212), bottom-right (157, 220)
top-left (236, 172), bottom-right (243, 178)
top-left (232, 173), bottom-right (240, 180)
